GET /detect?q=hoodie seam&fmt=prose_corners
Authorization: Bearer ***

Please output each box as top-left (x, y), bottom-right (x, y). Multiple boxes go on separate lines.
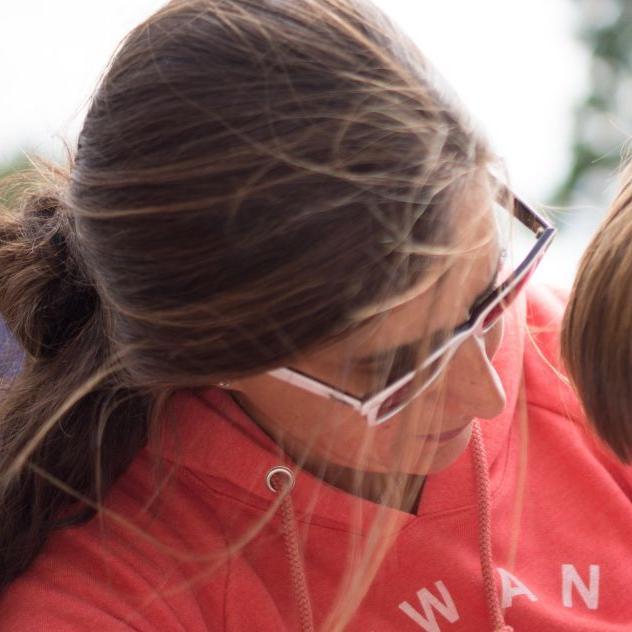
top-left (525, 398), bottom-right (580, 424)
top-left (183, 469), bottom-right (404, 537)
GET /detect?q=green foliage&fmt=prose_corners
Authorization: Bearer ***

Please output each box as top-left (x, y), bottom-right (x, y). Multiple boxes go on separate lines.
top-left (554, 0), bottom-right (632, 205)
top-left (0, 154), bottom-right (30, 209)
top-left (0, 154), bottom-right (29, 180)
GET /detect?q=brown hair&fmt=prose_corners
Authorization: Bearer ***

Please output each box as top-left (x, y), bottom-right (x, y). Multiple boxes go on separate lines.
top-left (0, 0), bottom-right (493, 621)
top-left (562, 161), bottom-right (632, 462)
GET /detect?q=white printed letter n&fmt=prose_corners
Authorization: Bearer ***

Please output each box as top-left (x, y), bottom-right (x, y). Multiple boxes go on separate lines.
top-left (562, 564), bottom-right (599, 610)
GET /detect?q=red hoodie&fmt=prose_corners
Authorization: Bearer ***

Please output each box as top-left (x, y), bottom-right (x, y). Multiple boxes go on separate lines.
top-left (1, 285), bottom-right (631, 631)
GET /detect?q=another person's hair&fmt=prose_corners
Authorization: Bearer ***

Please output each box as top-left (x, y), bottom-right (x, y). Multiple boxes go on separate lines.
top-left (562, 161), bottom-right (632, 462)
top-left (0, 0), bottom-right (496, 623)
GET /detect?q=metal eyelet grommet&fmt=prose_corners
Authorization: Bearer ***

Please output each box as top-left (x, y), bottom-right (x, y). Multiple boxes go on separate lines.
top-left (266, 465), bottom-right (295, 493)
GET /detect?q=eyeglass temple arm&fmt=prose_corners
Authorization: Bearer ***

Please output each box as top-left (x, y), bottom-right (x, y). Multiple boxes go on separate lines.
top-left (493, 178), bottom-right (554, 237)
top-left (513, 196), bottom-right (554, 236)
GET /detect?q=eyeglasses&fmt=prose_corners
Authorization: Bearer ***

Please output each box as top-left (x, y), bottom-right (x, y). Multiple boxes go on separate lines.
top-left (268, 195), bottom-right (556, 426)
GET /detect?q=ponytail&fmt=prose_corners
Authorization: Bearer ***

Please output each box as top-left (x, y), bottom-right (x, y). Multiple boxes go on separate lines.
top-left (0, 165), bottom-right (152, 589)
top-left (0, 184), bottom-right (98, 360)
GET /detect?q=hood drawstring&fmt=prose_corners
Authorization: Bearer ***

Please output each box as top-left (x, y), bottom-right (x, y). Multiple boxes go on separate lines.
top-left (266, 466), bottom-right (315, 632)
top-left (265, 422), bottom-right (512, 632)
top-left (471, 421), bottom-right (514, 632)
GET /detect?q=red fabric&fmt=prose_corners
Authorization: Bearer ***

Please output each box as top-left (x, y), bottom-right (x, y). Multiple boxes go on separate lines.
top-left (1, 286), bottom-right (631, 631)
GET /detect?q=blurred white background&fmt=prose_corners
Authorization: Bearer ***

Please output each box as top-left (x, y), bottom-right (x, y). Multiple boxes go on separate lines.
top-left (1, 0), bottom-right (626, 287)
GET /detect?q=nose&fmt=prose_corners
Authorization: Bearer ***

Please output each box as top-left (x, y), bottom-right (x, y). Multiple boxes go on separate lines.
top-left (446, 334), bottom-right (506, 420)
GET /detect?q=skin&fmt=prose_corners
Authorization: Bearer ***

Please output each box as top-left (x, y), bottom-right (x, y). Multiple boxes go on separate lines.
top-left (227, 179), bottom-right (507, 511)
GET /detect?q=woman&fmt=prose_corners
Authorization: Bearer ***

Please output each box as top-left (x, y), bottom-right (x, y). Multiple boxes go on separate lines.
top-left (562, 161), bottom-right (632, 463)
top-left (0, 1), bottom-right (630, 630)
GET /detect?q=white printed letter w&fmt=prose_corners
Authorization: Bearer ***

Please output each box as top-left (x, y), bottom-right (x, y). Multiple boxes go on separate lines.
top-left (399, 581), bottom-right (459, 632)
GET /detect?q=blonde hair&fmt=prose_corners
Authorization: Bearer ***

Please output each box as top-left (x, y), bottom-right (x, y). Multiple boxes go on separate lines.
top-left (562, 160), bottom-right (632, 462)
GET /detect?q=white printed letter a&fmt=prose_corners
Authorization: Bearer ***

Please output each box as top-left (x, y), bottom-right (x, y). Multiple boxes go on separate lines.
top-left (497, 568), bottom-right (538, 608)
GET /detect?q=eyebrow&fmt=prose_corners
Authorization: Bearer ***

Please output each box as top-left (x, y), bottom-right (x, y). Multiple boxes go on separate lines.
top-left (353, 250), bottom-right (503, 366)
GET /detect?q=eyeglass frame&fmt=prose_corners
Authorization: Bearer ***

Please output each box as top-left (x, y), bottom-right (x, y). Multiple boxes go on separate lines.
top-left (267, 195), bottom-right (557, 426)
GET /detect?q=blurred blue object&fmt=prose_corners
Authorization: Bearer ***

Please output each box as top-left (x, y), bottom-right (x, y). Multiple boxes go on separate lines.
top-left (0, 319), bottom-right (23, 377)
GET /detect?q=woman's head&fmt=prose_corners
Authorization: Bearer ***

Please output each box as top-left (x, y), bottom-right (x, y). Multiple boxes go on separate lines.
top-left (65, 0), bottom-right (504, 465)
top-left (0, 0), bottom-right (505, 594)
top-left (562, 160), bottom-right (632, 462)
